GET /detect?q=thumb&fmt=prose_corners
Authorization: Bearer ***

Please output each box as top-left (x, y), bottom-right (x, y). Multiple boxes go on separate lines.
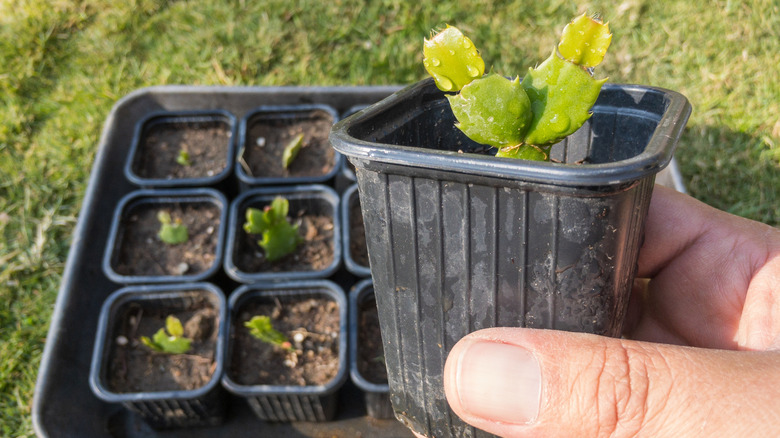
top-left (443, 328), bottom-right (780, 437)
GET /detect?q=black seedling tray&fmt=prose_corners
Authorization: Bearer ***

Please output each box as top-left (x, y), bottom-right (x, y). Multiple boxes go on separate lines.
top-left (32, 85), bottom-right (414, 438)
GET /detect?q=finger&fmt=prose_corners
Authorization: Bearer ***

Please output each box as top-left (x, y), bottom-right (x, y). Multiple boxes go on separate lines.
top-left (631, 185), bottom-right (780, 349)
top-left (444, 327), bottom-right (780, 438)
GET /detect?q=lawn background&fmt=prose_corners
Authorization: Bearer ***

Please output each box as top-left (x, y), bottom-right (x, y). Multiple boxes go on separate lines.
top-left (1, 0), bottom-right (777, 435)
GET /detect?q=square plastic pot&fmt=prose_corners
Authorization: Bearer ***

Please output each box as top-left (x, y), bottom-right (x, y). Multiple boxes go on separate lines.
top-left (330, 78), bottom-right (692, 437)
top-left (236, 104), bottom-right (342, 187)
top-left (222, 280), bottom-right (349, 422)
top-left (349, 279), bottom-right (392, 419)
top-left (224, 184), bottom-right (341, 283)
top-left (342, 184), bottom-right (371, 277)
top-left (334, 105), bottom-right (368, 191)
top-left (102, 188), bottom-right (228, 284)
top-left (89, 283), bottom-right (228, 429)
top-left (124, 110), bottom-right (237, 189)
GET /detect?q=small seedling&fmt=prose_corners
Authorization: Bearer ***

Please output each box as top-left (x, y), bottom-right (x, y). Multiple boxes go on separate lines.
top-left (157, 210), bottom-right (188, 244)
top-left (243, 196), bottom-right (303, 262)
top-left (245, 315), bottom-right (294, 352)
top-left (423, 14), bottom-right (612, 161)
top-left (282, 133), bottom-right (304, 169)
top-left (140, 315), bottom-right (192, 354)
top-left (176, 149), bottom-right (192, 166)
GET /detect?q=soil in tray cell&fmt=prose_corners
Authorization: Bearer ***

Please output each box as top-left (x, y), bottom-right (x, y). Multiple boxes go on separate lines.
top-left (107, 294), bottom-right (218, 393)
top-left (134, 120), bottom-right (231, 180)
top-left (242, 110), bottom-right (335, 179)
top-left (357, 295), bottom-right (387, 384)
top-left (112, 202), bottom-right (220, 277)
top-left (235, 210), bottom-right (334, 274)
top-left (230, 296), bottom-right (341, 386)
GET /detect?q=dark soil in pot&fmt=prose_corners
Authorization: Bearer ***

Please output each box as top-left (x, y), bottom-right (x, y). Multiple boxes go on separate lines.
top-left (241, 109), bottom-right (335, 179)
top-left (133, 119), bottom-right (231, 180)
top-left (106, 293), bottom-right (218, 393)
top-left (229, 296), bottom-right (340, 386)
top-left (349, 194), bottom-right (369, 268)
top-left (112, 201), bottom-right (220, 277)
top-left (357, 295), bottom-right (386, 384)
top-left (234, 210), bottom-right (335, 274)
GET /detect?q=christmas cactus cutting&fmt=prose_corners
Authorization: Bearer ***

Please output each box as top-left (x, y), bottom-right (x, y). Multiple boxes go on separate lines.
top-left (423, 14), bottom-right (612, 161)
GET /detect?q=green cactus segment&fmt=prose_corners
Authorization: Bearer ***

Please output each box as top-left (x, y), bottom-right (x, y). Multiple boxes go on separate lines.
top-left (423, 25), bottom-right (485, 92)
top-left (447, 74), bottom-right (532, 148)
top-left (495, 144), bottom-right (550, 161)
top-left (245, 315), bottom-right (292, 351)
top-left (176, 149), bottom-right (191, 166)
top-left (521, 51), bottom-right (607, 145)
top-left (157, 210), bottom-right (188, 245)
top-left (244, 197), bottom-right (303, 262)
top-left (140, 315), bottom-right (192, 354)
top-left (557, 14), bottom-right (612, 68)
top-left (282, 133), bottom-right (304, 169)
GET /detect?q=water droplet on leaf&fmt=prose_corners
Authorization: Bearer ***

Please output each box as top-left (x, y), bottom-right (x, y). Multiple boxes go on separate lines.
top-left (431, 58), bottom-right (441, 66)
top-left (435, 74), bottom-right (454, 91)
top-left (549, 114), bottom-right (571, 133)
top-left (467, 65), bottom-right (480, 77)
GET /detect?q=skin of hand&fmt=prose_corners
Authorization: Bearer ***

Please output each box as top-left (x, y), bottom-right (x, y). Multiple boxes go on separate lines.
top-left (435, 185), bottom-right (780, 438)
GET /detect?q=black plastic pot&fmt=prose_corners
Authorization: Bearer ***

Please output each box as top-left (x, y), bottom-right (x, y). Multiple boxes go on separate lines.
top-left (349, 279), bottom-right (392, 419)
top-left (236, 104), bottom-right (342, 188)
top-left (125, 110), bottom-right (237, 189)
top-left (102, 188), bottom-right (228, 284)
top-left (334, 105), bottom-right (367, 191)
top-left (330, 78), bottom-right (692, 437)
top-left (89, 283), bottom-right (228, 429)
top-left (224, 184), bottom-right (341, 283)
top-left (222, 280), bottom-right (349, 422)
top-left (342, 184), bottom-right (371, 277)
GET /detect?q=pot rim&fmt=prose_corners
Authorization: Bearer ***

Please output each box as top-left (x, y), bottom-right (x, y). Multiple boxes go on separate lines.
top-left (330, 78), bottom-right (692, 188)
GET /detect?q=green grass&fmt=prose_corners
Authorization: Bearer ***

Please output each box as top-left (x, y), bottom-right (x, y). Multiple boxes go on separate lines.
top-left (0, 0), bottom-right (777, 435)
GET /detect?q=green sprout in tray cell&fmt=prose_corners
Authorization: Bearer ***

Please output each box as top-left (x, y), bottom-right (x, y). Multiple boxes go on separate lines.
top-left (282, 133), bottom-right (304, 169)
top-left (176, 148), bottom-right (192, 166)
top-left (244, 196), bottom-right (303, 262)
top-left (140, 315), bottom-right (192, 354)
top-left (423, 13), bottom-right (612, 161)
top-left (245, 315), bottom-right (294, 352)
top-left (157, 210), bottom-right (188, 245)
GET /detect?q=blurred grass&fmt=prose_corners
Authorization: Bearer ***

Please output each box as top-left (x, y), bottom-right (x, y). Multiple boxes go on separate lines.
top-left (0, 0), bottom-right (777, 435)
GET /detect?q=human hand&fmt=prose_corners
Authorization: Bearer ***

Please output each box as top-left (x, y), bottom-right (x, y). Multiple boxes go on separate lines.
top-left (440, 185), bottom-right (780, 437)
